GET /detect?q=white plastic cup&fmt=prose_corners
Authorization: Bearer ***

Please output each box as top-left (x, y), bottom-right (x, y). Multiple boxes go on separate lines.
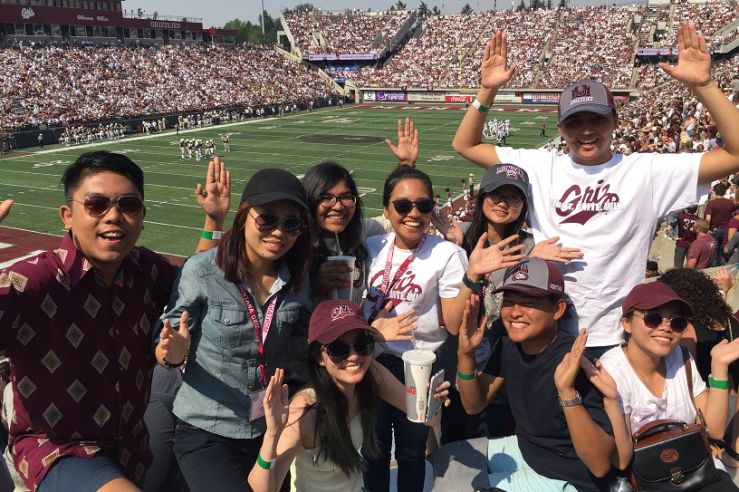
top-left (327, 255), bottom-right (355, 301)
top-left (402, 349), bottom-right (436, 423)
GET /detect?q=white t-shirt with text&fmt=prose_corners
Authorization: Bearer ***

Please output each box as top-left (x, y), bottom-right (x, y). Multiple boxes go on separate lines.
top-left (495, 148), bottom-right (707, 346)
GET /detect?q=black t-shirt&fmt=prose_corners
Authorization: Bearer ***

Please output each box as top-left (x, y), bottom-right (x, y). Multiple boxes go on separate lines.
top-left (484, 331), bottom-right (613, 491)
top-left (693, 317), bottom-right (739, 387)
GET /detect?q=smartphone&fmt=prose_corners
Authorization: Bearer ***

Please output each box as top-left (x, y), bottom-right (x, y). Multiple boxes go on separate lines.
top-left (425, 369), bottom-right (446, 421)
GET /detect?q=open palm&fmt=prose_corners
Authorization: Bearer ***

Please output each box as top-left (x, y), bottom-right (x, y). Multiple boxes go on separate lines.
top-left (481, 31), bottom-right (516, 89)
top-left (658, 22), bottom-right (711, 87)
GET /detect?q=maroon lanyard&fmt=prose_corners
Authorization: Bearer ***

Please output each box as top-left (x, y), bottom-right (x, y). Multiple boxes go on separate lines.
top-left (369, 234), bottom-right (427, 322)
top-left (238, 284), bottom-right (280, 386)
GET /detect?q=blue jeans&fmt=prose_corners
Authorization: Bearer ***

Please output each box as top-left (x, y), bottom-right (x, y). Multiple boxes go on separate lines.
top-left (363, 354), bottom-right (431, 492)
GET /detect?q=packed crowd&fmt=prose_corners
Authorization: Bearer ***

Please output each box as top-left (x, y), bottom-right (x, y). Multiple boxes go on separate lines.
top-left (283, 9), bottom-right (411, 55)
top-left (0, 44), bottom-right (338, 131)
top-left (1, 20), bottom-right (739, 492)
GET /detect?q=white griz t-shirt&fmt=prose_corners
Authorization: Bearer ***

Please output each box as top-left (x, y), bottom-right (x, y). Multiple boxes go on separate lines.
top-left (363, 233), bottom-right (467, 357)
top-left (495, 149), bottom-right (708, 346)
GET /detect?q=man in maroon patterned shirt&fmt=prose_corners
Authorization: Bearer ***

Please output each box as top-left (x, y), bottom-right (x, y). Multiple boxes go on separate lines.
top-left (0, 152), bottom-right (229, 492)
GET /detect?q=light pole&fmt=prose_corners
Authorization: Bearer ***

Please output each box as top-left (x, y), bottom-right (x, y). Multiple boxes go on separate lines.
top-left (261, 0), bottom-right (265, 35)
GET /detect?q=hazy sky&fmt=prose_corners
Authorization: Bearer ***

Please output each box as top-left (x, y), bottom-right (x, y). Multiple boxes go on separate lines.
top-left (123, 0), bottom-right (638, 27)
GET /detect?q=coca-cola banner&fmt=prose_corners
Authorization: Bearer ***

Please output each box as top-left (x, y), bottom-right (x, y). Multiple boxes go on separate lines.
top-left (376, 92), bottom-right (407, 102)
top-left (444, 94), bottom-right (475, 104)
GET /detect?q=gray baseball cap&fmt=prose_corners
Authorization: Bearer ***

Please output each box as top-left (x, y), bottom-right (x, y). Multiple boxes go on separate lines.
top-left (479, 164), bottom-right (530, 199)
top-left (493, 259), bottom-right (565, 298)
top-left (558, 80), bottom-right (615, 123)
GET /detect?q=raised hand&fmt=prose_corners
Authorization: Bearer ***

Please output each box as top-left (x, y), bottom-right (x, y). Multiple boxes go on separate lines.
top-left (263, 368), bottom-right (290, 436)
top-left (458, 295), bottom-right (487, 356)
top-left (468, 233), bottom-right (526, 277)
top-left (658, 22), bottom-right (711, 88)
top-left (158, 311), bottom-right (191, 366)
top-left (530, 236), bottom-right (584, 265)
top-left (195, 157), bottom-right (231, 222)
top-left (0, 199), bottom-right (13, 223)
top-left (371, 302), bottom-right (418, 342)
top-left (710, 337), bottom-right (739, 370)
top-left (580, 357), bottom-right (619, 401)
top-left (554, 328), bottom-right (587, 397)
top-left (445, 216), bottom-right (464, 246)
top-left (480, 31), bottom-right (516, 90)
top-left (385, 118), bottom-right (419, 166)
top-left (712, 267), bottom-right (734, 294)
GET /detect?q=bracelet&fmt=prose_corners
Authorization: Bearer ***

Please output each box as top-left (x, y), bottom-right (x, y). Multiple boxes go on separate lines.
top-left (200, 229), bottom-right (223, 240)
top-left (457, 369), bottom-right (476, 381)
top-left (163, 346), bottom-right (190, 369)
top-left (462, 273), bottom-right (485, 294)
top-left (256, 452), bottom-right (273, 470)
top-left (708, 375), bottom-right (729, 390)
top-left (472, 98), bottom-right (490, 113)
top-left (558, 391), bottom-right (582, 408)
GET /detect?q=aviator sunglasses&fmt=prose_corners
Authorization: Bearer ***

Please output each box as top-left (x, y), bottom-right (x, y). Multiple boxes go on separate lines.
top-left (70, 194), bottom-right (144, 218)
top-left (390, 198), bottom-right (435, 215)
top-left (249, 210), bottom-right (306, 236)
top-left (631, 310), bottom-right (689, 332)
top-left (323, 333), bottom-right (376, 362)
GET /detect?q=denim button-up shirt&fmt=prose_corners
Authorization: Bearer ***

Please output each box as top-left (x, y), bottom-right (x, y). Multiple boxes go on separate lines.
top-left (162, 249), bottom-right (311, 439)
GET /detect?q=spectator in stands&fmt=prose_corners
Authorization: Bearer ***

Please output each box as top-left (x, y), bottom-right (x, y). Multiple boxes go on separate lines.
top-left (0, 151), bottom-right (228, 491)
top-left (453, 23), bottom-right (739, 358)
top-left (456, 260), bottom-right (619, 490)
top-left (246, 300), bottom-right (450, 492)
top-left (645, 260), bottom-right (660, 278)
top-left (674, 205), bottom-right (699, 268)
top-left (687, 218), bottom-right (717, 270)
top-left (706, 182), bottom-right (735, 265)
top-left (161, 169), bottom-right (313, 492)
top-left (600, 282), bottom-right (739, 487)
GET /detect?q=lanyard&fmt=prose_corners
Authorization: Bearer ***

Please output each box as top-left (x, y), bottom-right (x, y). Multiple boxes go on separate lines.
top-left (369, 234), bottom-right (426, 322)
top-left (238, 284), bottom-right (280, 386)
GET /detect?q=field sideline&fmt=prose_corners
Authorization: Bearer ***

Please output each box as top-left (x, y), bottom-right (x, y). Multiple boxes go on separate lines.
top-left (0, 105), bottom-right (557, 258)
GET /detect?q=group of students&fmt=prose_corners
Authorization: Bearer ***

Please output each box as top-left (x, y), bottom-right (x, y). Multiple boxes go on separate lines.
top-left (1, 20), bottom-right (739, 492)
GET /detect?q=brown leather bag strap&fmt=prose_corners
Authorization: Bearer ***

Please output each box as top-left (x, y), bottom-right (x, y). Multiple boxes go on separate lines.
top-left (681, 346), bottom-right (694, 401)
top-left (632, 419), bottom-right (688, 441)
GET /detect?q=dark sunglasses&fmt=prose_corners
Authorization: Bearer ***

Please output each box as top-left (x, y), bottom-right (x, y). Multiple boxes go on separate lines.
top-left (486, 191), bottom-right (524, 207)
top-left (250, 211), bottom-right (306, 236)
top-left (632, 310), bottom-right (689, 332)
top-left (323, 333), bottom-right (375, 361)
top-left (391, 198), bottom-right (435, 215)
top-left (71, 194), bottom-right (144, 218)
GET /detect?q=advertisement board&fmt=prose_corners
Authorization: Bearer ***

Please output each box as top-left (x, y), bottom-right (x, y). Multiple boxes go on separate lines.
top-left (522, 93), bottom-right (561, 104)
top-left (407, 93), bottom-right (445, 102)
top-left (444, 94), bottom-right (475, 104)
top-left (363, 92), bottom-right (376, 102)
top-left (494, 93), bottom-right (522, 103)
top-left (376, 92), bottom-right (407, 102)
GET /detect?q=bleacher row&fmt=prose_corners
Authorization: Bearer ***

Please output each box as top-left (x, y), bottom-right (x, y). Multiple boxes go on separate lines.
top-left (282, 2), bottom-right (737, 90)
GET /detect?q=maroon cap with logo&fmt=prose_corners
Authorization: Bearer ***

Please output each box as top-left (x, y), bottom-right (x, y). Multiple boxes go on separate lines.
top-left (558, 79), bottom-right (616, 123)
top-left (622, 282), bottom-right (694, 317)
top-left (309, 300), bottom-right (373, 345)
top-left (493, 259), bottom-right (565, 298)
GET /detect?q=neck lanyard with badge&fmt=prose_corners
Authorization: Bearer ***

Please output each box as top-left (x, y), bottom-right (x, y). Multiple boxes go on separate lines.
top-left (368, 234), bottom-right (426, 324)
top-left (238, 283), bottom-right (282, 421)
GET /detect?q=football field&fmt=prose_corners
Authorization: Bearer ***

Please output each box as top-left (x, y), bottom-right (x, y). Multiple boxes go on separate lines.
top-left (0, 105), bottom-right (556, 257)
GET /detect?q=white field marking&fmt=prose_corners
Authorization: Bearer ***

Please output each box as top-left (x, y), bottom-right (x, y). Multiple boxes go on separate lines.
top-left (357, 187), bottom-right (375, 197)
top-left (32, 159), bottom-right (71, 168)
top-left (0, 250), bottom-right (45, 269)
top-left (28, 108), bottom-right (345, 156)
top-left (0, 242), bottom-right (12, 249)
top-left (519, 121), bottom-right (535, 126)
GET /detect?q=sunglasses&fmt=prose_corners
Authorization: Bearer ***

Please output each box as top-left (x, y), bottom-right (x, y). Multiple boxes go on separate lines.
top-left (486, 191), bottom-right (524, 207)
top-left (71, 194), bottom-right (144, 218)
top-left (319, 192), bottom-right (357, 208)
top-left (323, 333), bottom-right (375, 361)
top-left (249, 210), bottom-right (306, 236)
top-left (391, 198), bottom-right (435, 215)
top-left (632, 310), bottom-right (689, 332)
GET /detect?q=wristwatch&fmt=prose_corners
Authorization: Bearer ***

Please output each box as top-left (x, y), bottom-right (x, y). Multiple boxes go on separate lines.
top-left (462, 273), bottom-right (485, 294)
top-left (558, 391), bottom-right (582, 408)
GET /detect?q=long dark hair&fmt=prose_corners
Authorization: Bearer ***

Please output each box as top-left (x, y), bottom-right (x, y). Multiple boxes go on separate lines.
top-left (216, 202), bottom-right (313, 291)
top-left (462, 188), bottom-right (528, 255)
top-left (659, 268), bottom-right (733, 328)
top-left (305, 340), bottom-right (380, 476)
top-left (303, 162), bottom-right (367, 288)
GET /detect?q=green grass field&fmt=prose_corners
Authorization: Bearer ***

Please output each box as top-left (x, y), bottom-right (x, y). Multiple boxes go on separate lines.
top-left (0, 105), bottom-right (556, 257)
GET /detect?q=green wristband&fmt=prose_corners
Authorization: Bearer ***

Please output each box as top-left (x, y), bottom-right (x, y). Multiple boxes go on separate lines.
top-left (457, 369), bottom-right (476, 381)
top-left (472, 99), bottom-right (490, 113)
top-left (708, 375), bottom-right (729, 390)
top-left (200, 229), bottom-right (223, 240)
top-left (256, 452), bottom-right (273, 470)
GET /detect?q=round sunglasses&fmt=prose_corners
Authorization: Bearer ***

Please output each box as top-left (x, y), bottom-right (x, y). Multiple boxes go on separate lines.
top-left (323, 333), bottom-right (376, 362)
top-left (632, 310), bottom-right (689, 332)
top-left (249, 210), bottom-right (306, 236)
top-left (70, 194), bottom-right (144, 218)
top-left (390, 198), bottom-right (435, 215)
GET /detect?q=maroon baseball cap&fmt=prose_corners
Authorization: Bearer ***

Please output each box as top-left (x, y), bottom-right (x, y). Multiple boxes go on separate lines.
top-left (558, 79), bottom-right (616, 123)
top-left (622, 282), bottom-right (694, 317)
top-left (493, 259), bottom-right (565, 298)
top-left (309, 300), bottom-right (373, 345)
